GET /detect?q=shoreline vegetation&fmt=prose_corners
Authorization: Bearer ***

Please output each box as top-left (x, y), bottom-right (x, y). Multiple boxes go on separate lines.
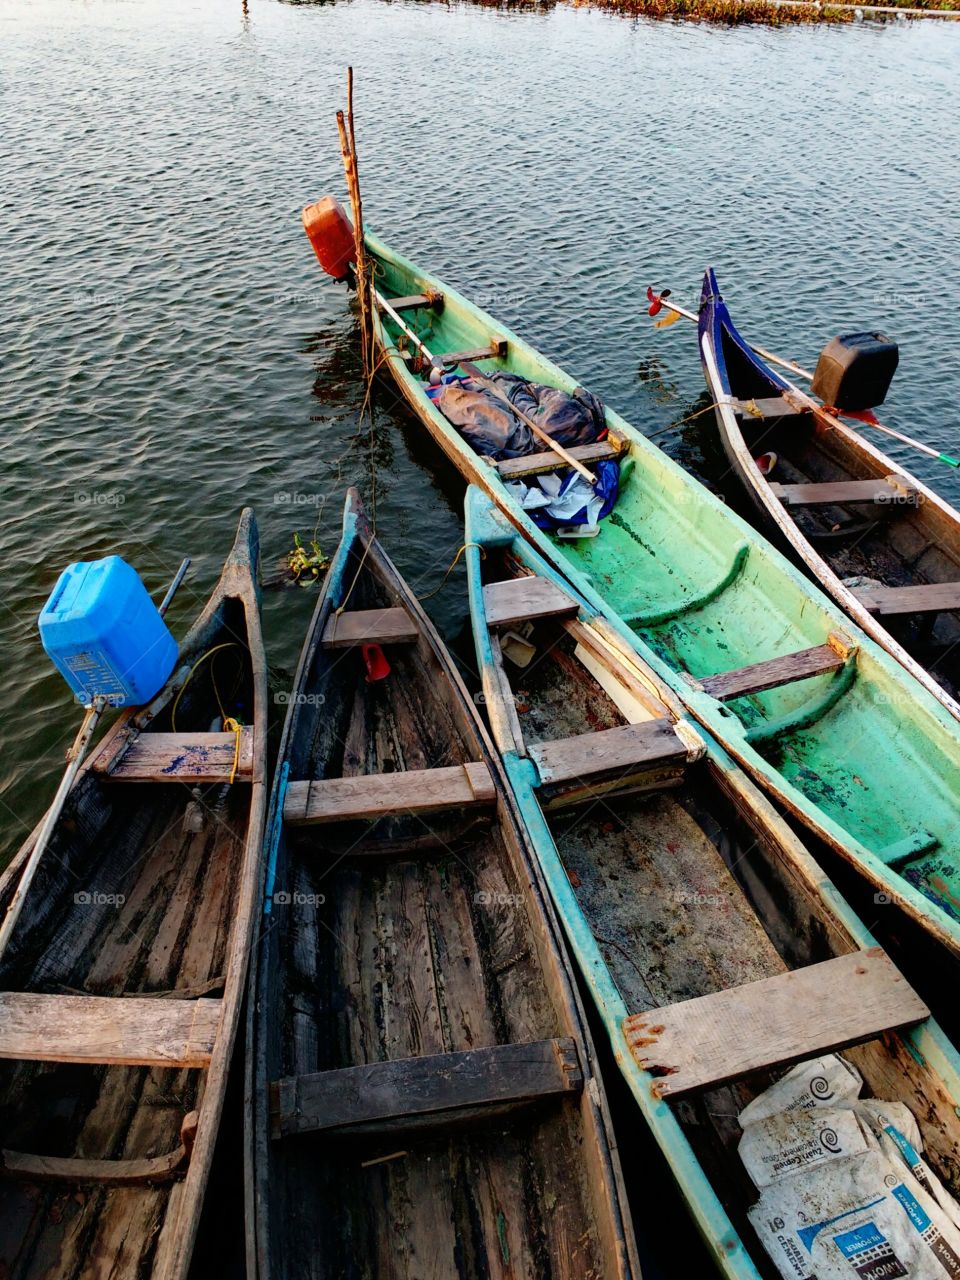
top-left (468, 0), bottom-right (960, 24)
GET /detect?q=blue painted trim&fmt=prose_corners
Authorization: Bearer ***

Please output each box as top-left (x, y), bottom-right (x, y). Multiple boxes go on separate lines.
top-left (263, 760), bottom-right (289, 915)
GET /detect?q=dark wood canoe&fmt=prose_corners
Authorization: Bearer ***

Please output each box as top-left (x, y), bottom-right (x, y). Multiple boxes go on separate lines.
top-left (0, 508), bottom-right (267, 1279)
top-left (464, 485), bottom-right (960, 1279)
top-left (245, 488), bottom-right (639, 1280)
top-left (699, 267), bottom-right (960, 722)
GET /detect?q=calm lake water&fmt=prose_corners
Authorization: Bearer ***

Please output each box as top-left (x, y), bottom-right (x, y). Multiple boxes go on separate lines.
top-left (2, 0), bottom-right (959, 1272)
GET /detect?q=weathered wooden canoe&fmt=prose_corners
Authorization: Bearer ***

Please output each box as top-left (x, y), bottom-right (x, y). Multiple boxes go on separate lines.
top-left (699, 268), bottom-right (960, 722)
top-left (308, 222), bottom-right (960, 957)
top-left (464, 483), bottom-right (960, 1280)
top-left (244, 488), bottom-right (639, 1280)
top-left (0, 509), bottom-right (267, 1279)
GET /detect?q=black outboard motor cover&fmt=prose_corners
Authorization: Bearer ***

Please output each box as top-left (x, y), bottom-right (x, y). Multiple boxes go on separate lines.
top-left (811, 332), bottom-right (899, 412)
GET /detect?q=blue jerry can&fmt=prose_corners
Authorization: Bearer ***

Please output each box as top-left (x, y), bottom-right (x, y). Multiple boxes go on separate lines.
top-left (38, 557), bottom-right (178, 707)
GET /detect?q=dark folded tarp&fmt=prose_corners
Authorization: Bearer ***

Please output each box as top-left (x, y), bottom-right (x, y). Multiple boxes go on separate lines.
top-left (436, 372), bottom-right (606, 460)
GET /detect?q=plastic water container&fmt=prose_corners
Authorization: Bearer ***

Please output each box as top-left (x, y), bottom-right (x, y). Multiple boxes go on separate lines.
top-left (39, 557), bottom-right (178, 707)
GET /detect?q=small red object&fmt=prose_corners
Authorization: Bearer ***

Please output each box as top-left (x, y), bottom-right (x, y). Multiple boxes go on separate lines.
top-left (646, 285), bottom-right (671, 317)
top-left (302, 196), bottom-right (355, 281)
top-left (836, 407), bottom-right (880, 424)
top-left (361, 644), bottom-right (390, 683)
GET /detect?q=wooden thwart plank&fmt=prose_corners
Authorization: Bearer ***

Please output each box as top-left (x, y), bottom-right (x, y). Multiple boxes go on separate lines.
top-left (529, 719), bottom-right (690, 787)
top-left (0, 993), bottom-right (222, 1068)
top-left (623, 948), bottom-right (927, 1098)
top-left (733, 396), bottom-right (808, 420)
top-left (283, 761), bottom-right (496, 826)
top-left (270, 1037), bottom-right (582, 1138)
top-left (769, 476), bottom-right (920, 507)
top-left (321, 607), bottom-right (418, 648)
top-left (854, 581), bottom-right (960, 617)
top-left (388, 293), bottom-right (441, 311)
top-left (697, 641), bottom-right (848, 702)
top-left (99, 728), bottom-right (254, 782)
top-left (496, 441), bottom-right (621, 480)
top-left (483, 576), bottom-right (579, 629)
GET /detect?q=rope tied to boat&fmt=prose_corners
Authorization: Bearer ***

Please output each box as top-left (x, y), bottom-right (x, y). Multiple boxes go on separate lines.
top-left (419, 543), bottom-right (486, 602)
top-left (222, 716), bottom-right (243, 785)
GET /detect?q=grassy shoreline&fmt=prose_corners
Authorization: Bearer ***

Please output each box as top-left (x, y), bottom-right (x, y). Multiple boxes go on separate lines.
top-left (477, 0), bottom-right (960, 25)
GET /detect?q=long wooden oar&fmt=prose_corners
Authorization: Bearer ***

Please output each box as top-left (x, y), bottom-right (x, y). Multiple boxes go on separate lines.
top-left (650, 288), bottom-right (960, 469)
top-left (372, 289), bottom-right (597, 485)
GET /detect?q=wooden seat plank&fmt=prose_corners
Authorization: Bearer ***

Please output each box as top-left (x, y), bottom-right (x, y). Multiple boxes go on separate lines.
top-left (388, 293), bottom-right (441, 312)
top-left (270, 1037), bottom-right (582, 1139)
top-left (0, 993), bottom-right (221, 1068)
top-left (623, 948), bottom-right (927, 1098)
top-left (321, 607), bottom-right (418, 648)
top-left (496, 441), bottom-right (622, 480)
top-left (854, 581), bottom-right (960, 617)
top-left (483, 576), bottom-right (579, 629)
top-left (769, 477), bottom-right (920, 507)
top-left (400, 340), bottom-right (507, 367)
top-left (97, 728), bottom-right (254, 782)
top-left (283, 761), bottom-right (496, 826)
top-left (529, 719), bottom-right (690, 788)
top-left (696, 636), bottom-right (854, 702)
top-left (733, 396), bottom-right (808, 420)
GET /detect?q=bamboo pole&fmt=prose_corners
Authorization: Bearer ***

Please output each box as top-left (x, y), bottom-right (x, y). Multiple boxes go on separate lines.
top-left (337, 68), bottom-right (373, 382)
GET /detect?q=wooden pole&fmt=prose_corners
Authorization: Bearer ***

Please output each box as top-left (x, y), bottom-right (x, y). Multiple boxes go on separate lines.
top-left (337, 68), bottom-right (372, 382)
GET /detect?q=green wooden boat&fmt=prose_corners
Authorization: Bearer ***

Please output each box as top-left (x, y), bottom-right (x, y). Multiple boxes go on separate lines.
top-left (463, 481), bottom-right (960, 1280)
top-left (303, 206), bottom-right (960, 958)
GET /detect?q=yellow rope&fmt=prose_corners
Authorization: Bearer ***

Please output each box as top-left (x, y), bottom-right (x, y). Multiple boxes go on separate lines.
top-left (419, 543), bottom-right (486, 602)
top-left (171, 644), bottom-right (244, 783)
top-left (222, 716), bottom-right (242, 785)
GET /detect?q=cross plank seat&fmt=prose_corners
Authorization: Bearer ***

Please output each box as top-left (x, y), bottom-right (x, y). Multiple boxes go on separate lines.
top-left (269, 1038), bottom-right (582, 1139)
top-left (283, 761), bottom-right (496, 826)
top-left (853, 581), bottom-right (960, 617)
top-left (400, 340), bottom-right (507, 367)
top-left (529, 719), bottom-right (694, 794)
top-left (732, 396), bottom-right (809, 420)
top-left (695, 631), bottom-right (856, 702)
top-left (769, 476), bottom-right (920, 507)
top-left (496, 441), bottom-right (622, 480)
top-left (387, 292), bottom-right (443, 312)
top-left (95, 728), bottom-right (254, 782)
top-left (483, 576), bottom-right (579, 629)
top-left (0, 1112), bottom-right (199, 1185)
top-left (0, 993), bottom-right (222, 1068)
top-left (321, 607), bottom-right (418, 648)
top-left (623, 948), bottom-right (927, 1098)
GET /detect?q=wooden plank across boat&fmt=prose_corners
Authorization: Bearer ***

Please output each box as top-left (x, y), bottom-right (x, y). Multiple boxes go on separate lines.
top-left (0, 510), bottom-right (268, 1280)
top-left (243, 489), bottom-right (639, 1280)
top-left (464, 491), bottom-right (960, 1280)
top-left (699, 266), bottom-right (960, 720)
top-left (306, 216), bottom-right (960, 959)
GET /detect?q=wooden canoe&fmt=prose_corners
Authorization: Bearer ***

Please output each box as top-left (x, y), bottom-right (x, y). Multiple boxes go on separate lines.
top-left (244, 488), bottom-right (639, 1280)
top-left (309, 223), bottom-right (960, 958)
top-left (0, 509), bottom-right (267, 1279)
top-left (464, 484), bottom-right (960, 1280)
top-left (698, 267), bottom-right (960, 723)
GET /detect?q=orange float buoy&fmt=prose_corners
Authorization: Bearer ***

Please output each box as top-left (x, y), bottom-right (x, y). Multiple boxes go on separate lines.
top-left (302, 196), bottom-right (355, 282)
